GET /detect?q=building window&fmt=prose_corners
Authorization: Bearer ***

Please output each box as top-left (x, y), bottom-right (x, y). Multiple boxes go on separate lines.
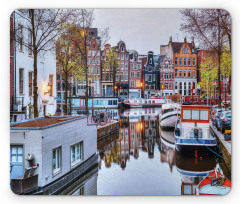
top-left (175, 69), bottom-right (178, 77)
top-left (170, 83), bottom-right (172, 89)
top-left (131, 72), bottom-right (135, 78)
top-left (121, 47), bottom-right (124, 52)
top-left (49, 75), bottom-right (53, 96)
top-left (153, 74), bottom-right (155, 81)
top-left (97, 67), bottom-right (100, 75)
top-left (121, 62), bottom-right (124, 69)
top-left (188, 58), bottom-right (191, 66)
top-left (125, 54), bottom-right (128, 59)
top-left (125, 72), bottom-right (128, 81)
top-left (19, 69), bottom-right (24, 94)
top-left (121, 54), bottom-right (124, 59)
top-left (193, 70), bottom-right (196, 78)
top-left (53, 147), bottom-right (61, 175)
top-left (165, 63), bottom-right (169, 68)
top-left (97, 59), bottom-right (100, 65)
top-left (18, 24), bottom-right (23, 51)
top-left (29, 72), bottom-right (33, 96)
top-left (175, 82), bottom-right (178, 89)
top-left (125, 62), bottom-right (128, 69)
top-left (145, 74), bottom-right (148, 81)
top-left (135, 57), bottom-right (137, 62)
top-left (184, 58), bottom-right (187, 66)
top-left (28, 29), bottom-right (33, 55)
top-left (170, 73), bottom-right (172, 78)
top-left (188, 70), bottom-right (191, 77)
top-left (137, 72), bottom-right (140, 78)
top-left (148, 67), bottom-right (152, 72)
top-left (149, 58), bottom-right (152, 64)
top-left (184, 70), bottom-right (187, 77)
top-left (165, 83), bottom-right (169, 90)
top-left (148, 74), bottom-right (152, 82)
top-left (179, 70), bottom-right (182, 77)
top-left (138, 64), bottom-right (141, 69)
top-left (120, 72), bottom-right (124, 81)
top-left (71, 142), bottom-right (84, 168)
top-left (193, 58), bottom-right (196, 66)
top-left (77, 80), bottom-right (86, 93)
top-left (131, 81), bottom-right (134, 87)
top-left (179, 58), bottom-right (182, 66)
top-left (175, 57), bottom-right (178, 66)
top-left (165, 73), bottom-right (169, 79)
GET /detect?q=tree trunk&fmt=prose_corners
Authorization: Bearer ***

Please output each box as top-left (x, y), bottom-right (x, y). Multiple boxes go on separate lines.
top-left (84, 38), bottom-right (88, 115)
top-left (30, 9), bottom-right (39, 118)
top-left (64, 72), bottom-right (68, 115)
top-left (217, 53), bottom-right (222, 108)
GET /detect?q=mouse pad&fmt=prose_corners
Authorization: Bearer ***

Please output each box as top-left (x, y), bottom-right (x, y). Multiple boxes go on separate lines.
top-left (10, 8), bottom-right (231, 195)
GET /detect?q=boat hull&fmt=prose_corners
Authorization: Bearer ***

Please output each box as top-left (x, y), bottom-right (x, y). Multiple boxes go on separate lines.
top-left (196, 171), bottom-right (231, 195)
top-left (160, 114), bottom-right (178, 131)
top-left (175, 138), bottom-right (217, 155)
top-left (121, 102), bottom-right (162, 108)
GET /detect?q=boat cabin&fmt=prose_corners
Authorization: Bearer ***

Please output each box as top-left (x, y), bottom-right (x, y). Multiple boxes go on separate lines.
top-left (181, 105), bottom-right (210, 124)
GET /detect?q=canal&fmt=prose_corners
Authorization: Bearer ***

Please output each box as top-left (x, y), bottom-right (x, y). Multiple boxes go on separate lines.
top-left (59, 108), bottom-right (231, 195)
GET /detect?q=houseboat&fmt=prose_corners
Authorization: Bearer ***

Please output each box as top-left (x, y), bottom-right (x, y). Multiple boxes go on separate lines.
top-left (10, 116), bottom-right (98, 194)
top-left (121, 98), bottom-right (166, 108)
top-left (159, 103), bottom-right (180, 131)
top-left (174, 105), bottom-right (217, 154)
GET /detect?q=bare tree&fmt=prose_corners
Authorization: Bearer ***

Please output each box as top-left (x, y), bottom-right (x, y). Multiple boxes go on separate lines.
top-left (70, 9), bottom-right (109, 115)
top-left (180, 9), bottom-right (231, 108)
top-left (14, 9), bottom-right (74, 117)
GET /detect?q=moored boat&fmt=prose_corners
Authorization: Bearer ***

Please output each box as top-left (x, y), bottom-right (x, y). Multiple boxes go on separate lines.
top-left (174, 105), bottom-right (217, 154)
top-left (160, 103), bottom-right (180, 131)
top-left (196, 170), bottom-right (231, 195)
top-left (121, 98), bottom-right (165, 108)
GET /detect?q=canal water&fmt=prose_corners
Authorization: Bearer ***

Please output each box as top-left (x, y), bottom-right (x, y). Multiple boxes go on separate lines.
top-left (61, 108), bottom-right (231, 195)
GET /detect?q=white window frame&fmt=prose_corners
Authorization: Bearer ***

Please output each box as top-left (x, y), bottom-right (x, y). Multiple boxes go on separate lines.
top-left (53, 147), bottom-right (61, 175)
top-left (71, 141), bottom-right (84, 168)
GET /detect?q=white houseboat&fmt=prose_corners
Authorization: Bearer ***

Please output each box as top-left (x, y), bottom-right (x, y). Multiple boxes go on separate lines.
top-left (10, 116), bottom-right (98, 194)
top-left (159, 103), bottom-right (180, 131)
top-left (174, 105), bottom-right (217, 154)
top-left (121, 98), bottom-right (165, 108)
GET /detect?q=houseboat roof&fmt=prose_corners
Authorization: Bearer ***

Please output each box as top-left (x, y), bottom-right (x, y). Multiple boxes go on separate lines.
top-left (10, 116), bottom-right (86, 130)
top-left (182, 105), bottom-right (211, 109)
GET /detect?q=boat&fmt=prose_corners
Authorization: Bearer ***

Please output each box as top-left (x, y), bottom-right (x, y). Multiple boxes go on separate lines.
top-left (121, 98), bottom-right (165, 108)
top-left (175, 151), bottom-right (216, 195)
top-left (159, 103), bottom-right (180, 131)
top-left (196, 170), bottom-right (231, 195)
top-left (174, 105), bottom-right (217, 154)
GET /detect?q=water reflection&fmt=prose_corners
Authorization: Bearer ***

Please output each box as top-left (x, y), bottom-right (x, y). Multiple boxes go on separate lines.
top-left (58, 108), bottom-right (229, 195)
top-left (175, 151), bottom-right (216, 195)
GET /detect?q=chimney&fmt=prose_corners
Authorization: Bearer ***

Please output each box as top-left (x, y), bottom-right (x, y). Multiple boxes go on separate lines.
top-left (191, 37), bottom-right (194, 46)
top-left (184, 37), bottom-right (187, 43)
top-left (169, 36), bottom-right (172, 43)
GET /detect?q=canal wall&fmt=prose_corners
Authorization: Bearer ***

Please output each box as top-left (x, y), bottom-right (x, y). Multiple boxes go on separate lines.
top-left (97, 121), bottom-right (120, 140)
top-left (210, 125), bottom-right (231, 173)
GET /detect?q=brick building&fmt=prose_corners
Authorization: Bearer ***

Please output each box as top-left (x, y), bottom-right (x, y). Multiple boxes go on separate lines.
top-left (114, 41), bottom-right (130, 98)
top-left (159, 55), bottom-right (174, 96)
top-left (160, 36), bottom-right (198, 97)
top-left (129, 50), bottom-right (142, 99)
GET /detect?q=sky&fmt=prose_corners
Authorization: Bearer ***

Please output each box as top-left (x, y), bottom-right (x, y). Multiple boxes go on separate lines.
top-left (93, 9), bottom-right (185, 55)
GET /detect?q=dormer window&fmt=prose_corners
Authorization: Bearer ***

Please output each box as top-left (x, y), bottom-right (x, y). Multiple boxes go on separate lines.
top-left (121, 47), bottom-right (124, 52)
top-left (149, 58), bottom-right (152, 64)
top-left (182, 46), bottom-right (189, 54)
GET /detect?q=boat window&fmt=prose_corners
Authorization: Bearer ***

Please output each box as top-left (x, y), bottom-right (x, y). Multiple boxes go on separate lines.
top-left (183, 110), bottom-right (191, 120)
top-left (152, 100), bottom-right (155, 104)
top-left (200, 110), bottom-right (208, 120)
top-left (192, 110), bottom-right (199, 120)
top-left (145, 100), bottom-right (147, 104)
top-left (149, 100), bottom-right (151, 104)
top-left (108, 100), bottom-right (113, 105)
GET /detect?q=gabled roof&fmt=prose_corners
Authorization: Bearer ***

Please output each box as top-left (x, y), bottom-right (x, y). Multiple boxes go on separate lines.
top-left (172, 42), bottom-right (195, 54)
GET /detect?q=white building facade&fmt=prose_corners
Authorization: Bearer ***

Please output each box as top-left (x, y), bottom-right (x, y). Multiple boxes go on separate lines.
top-left (13, 10), bottom-right (56, 120)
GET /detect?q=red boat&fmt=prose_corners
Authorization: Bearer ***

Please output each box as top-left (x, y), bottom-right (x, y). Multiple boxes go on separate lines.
top-left (196, 170), bottom-right (231, 195)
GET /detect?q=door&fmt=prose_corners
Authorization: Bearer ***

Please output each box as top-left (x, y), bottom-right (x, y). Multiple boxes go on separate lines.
top-left (10, 145), bottom-right (23, 179)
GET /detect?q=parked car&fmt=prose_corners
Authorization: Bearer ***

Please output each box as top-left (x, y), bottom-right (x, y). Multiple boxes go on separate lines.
top-left (212, 108), bottom-right (224, 127)
top-left (219, 111), bottom-right (231, 133)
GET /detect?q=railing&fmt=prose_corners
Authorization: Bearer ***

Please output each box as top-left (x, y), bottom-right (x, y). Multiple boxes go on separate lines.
top-left (11, 96), bottom-right (24, 112)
